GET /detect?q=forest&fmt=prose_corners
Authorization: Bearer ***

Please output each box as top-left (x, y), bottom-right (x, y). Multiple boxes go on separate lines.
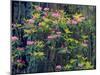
top-left (11, 1), bottom-right (96, 74)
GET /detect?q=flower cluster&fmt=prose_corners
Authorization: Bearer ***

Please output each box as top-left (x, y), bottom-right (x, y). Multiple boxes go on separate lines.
top-left (27, 41), bottom-right (34, 45)
top-left (67, 13), bottom-right (85, 25)
top-left (11, 36), bottom-right (18, 41)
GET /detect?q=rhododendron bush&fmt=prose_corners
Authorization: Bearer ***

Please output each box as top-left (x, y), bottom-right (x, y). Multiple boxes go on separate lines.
top-left (11, 1), bottom-right (96, 74)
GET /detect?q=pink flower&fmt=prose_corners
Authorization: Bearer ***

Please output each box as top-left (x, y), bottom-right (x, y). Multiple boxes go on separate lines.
top-left (77, 16), bottom-right (85, 22)
top-left (71, 19), bottom-right (78, 25)
top-left (74, 16), bottom-right (85, 23)
top-left (17, 59), bottom-right (25, 64)
top-left (52, 12), bottom-right (60, 18)
top-left (21, 60), bottom-right (25, 64)
top-left (32, 16), bottom-right (36, 20)
top-left (44, 8), bottom-right (49, 11)
top-left (47, 35), bottom-right (54, 39)
top-left (55, 32), bottom-right (61, 37)
top-left (55, 65), bottom-right (62, 71)
top-left (44, 12), bottom-right (48, 16)
top-left (47, 35), bottom-right (56, 39)
top-left (56, 32), bottom-right (61, 35)
top-left (47, 34), bottom-right (60, 40)
top-left (17, 47), bottom-right (24, 51)
top-left (11, 36), bottom-right (18, 41)
top-left (27, 41), bottom-right (34, 45)
top-left (28, 19), bottom-right (34, 24)
top-left (42, 16), bottom-right (46, 19)
top-left (35, 6), bottom-right (42, 11)
top-left (17, 59), bottom-right (22, 63)
top-left (38, 22), bottom-right (42, 27)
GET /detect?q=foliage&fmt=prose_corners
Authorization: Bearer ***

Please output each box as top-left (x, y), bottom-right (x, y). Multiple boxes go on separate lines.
top-left (11, 1), bottom-right (96, 74)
